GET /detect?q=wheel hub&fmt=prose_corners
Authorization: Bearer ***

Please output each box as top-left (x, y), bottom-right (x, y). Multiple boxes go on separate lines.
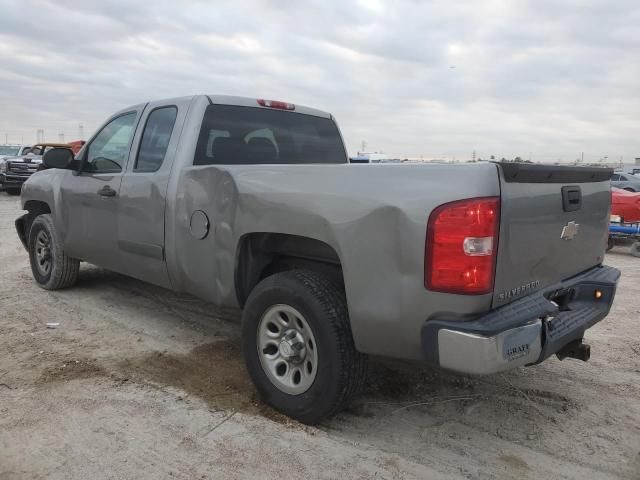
top-left (257, 304), bottom-right (318, 395)
top-left (34, 230), bottom-right (52, 275)
top-left (278, 330), bottom-right (306, 363)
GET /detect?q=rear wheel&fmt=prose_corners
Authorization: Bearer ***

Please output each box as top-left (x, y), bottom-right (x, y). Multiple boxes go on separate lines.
top-left (6, 188), bottom-right (20, 196)
top-left (631, 242), bottom-right (640, 258)
top-left (28, 214), bottom-right (79, 289)
top-left (241, 269), bottom-right (367, 424)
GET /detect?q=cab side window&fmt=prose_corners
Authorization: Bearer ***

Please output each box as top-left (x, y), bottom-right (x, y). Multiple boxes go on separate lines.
top-left (134, 107), bottom-right (178, 172)
top-left (85, 113), bottom-right (137, 173)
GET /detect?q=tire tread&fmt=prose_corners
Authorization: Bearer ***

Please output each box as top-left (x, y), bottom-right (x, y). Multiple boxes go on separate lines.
top-left (288, 269), bottom-right (368, 419)
top-left (242, 269), bottom-right (367, 423)
top-left (29, 214), bottom-right (79, 290)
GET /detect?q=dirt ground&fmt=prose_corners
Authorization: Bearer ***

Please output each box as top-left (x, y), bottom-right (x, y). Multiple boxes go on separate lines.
top-left (0, 194), bottom-right (638, 480)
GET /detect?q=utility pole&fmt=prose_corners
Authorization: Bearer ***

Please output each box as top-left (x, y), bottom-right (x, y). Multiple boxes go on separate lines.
top-left (361, 140), bottom-right (366, 154)
top-left (4, 133), bottom-right (7, 144)
top-left (37, 129), bottom-right (45, 143)
top-left (472, 150), bottom-right (476, 162)
top-left (58, 131), bottom-right (65, 142)
top-left (78, 123), bottom-right (84, 140)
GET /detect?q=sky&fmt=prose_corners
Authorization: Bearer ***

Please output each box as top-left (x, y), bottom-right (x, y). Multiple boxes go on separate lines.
top-left (0, 0), bottom-right (638, 162)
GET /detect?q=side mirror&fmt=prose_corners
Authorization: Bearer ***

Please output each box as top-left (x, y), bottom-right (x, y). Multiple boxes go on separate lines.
top-left (43, 148), bottom-right (74, 169)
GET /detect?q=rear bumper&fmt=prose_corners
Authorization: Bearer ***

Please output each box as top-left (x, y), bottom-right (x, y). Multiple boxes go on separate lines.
top-left (422, 265), bottom-right (620, 375)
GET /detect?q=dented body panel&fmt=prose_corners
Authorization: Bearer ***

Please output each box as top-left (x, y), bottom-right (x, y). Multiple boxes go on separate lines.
top-left (167, 161), bottom-right (500, 359)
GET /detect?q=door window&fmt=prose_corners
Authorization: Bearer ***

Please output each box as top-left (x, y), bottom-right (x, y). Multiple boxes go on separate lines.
top-left (85, 113), bottom-right (137, 173)
top-left (134, 107), bottom-right (178, 172)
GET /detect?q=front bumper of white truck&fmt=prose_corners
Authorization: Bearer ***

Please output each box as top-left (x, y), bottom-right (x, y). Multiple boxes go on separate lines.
top-left (421, 265), bottom-right (620, 375)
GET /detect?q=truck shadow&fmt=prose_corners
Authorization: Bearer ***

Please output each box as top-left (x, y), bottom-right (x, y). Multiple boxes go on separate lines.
top-left (68, 265), bottom-right (578, 435)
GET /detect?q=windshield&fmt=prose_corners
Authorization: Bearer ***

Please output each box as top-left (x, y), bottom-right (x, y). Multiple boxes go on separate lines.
top-left (0, 146), bottom-right (20, 156)
top-left (194, 104), bottom-right (347, 165)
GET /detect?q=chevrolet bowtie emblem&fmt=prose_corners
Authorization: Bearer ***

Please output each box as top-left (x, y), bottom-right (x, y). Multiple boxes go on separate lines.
top-left (560, 221), bottom-right (580, 240)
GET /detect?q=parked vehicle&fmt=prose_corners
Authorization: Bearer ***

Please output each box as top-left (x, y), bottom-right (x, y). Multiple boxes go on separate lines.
top-left (609, 188), bottom-right (640, 256)
top-left (0, 144), bottom-right (32, 160)
top-left (608, 221), bottom-right (640, 257)
top-left (15, 95), bottom-right (620, 423)
top-left (1, 143), bottom-right (74, 194)
top-left (1, 145), bottom-right (32, 194)
top-left (611, 172), bottom-right (640, 192)
top-left (611, 187), bottom-right (640, 223)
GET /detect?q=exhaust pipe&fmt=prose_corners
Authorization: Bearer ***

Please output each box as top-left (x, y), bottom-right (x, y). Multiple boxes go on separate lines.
top-left (556, 340), bottom-right (591, 362)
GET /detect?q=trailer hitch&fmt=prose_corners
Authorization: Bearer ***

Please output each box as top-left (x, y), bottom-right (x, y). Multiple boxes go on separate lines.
top-left (556, 339), bottom-right (590, 362)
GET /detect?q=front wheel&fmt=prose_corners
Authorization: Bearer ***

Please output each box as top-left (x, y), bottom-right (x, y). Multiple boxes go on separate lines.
top-left (28, 214), bottom-right (79, 290)
top-left (241, 270), bottom-right (367, 424)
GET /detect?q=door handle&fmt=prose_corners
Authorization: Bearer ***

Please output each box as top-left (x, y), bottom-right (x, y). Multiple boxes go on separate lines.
top-left (97, 185), bottom-right (116, 197)
top-left (561, 186), bottom-right (581, 212)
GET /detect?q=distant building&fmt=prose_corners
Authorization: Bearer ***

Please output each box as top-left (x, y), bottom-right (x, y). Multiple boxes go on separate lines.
top-left (350, 152), bottom-right (400, 163)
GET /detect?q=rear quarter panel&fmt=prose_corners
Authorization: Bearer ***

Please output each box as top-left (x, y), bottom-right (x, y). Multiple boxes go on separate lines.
top-left (167, 157), bottom-right (501, 360)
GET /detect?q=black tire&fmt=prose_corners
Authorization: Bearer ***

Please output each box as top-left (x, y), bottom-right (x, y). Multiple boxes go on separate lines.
top-left (241, 269), bottom-right (367, 424)
top-left (28, 214), bottom-right (79, 290)
top-left (606, 237), bottom-right (615, 252)
top-left (6, 188), bottom-right (20, 196)
top-left (631, 242), bottom-right (640, 258)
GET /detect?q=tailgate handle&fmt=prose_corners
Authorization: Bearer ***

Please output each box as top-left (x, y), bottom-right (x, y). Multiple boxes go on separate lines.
top-left (561, 186), bottom-right (581, 212)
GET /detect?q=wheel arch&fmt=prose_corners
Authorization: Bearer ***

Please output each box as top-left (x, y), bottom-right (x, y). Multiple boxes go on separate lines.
top-left (234, 232), bottom-right (344, 307)
top-left (19, 200), bottom-right (52, 247)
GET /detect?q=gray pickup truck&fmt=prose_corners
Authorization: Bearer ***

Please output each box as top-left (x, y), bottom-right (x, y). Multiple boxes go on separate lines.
top-left (15, 95), bottom-right (620, 423)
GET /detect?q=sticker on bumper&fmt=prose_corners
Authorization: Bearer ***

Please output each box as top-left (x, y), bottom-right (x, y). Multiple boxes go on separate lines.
top-left (502, 326), bottom-right (540, 362)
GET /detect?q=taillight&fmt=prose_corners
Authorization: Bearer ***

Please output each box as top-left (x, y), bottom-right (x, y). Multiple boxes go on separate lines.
top-left (257, 99), bottom-right (295, 110)
top-left (425, 196), bottom-right (500, 295)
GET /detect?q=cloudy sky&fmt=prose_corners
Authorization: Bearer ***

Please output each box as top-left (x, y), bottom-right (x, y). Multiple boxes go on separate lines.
top-left (0, 0), bottom-right (638, 162)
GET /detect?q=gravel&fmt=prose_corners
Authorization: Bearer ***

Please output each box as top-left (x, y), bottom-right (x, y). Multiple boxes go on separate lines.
top-left (0, 193), bottom-right (638, 479)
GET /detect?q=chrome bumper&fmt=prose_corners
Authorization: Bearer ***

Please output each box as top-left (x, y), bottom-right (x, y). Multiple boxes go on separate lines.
top-left (422, 265), bottom-right (620, 375)
top-left (437, 320), bottom-right (542, 375)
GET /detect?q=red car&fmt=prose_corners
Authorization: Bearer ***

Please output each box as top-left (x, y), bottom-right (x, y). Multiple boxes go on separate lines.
top-left (612, 187), bottom-right (640, 223)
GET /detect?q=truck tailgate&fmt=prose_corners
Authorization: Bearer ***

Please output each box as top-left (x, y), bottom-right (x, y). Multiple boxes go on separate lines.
top-left (492, 163), bottom-right (612, 307)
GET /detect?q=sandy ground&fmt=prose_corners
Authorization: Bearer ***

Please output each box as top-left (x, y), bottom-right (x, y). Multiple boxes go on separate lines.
top-left (0, 193), bottom-right (638, 480)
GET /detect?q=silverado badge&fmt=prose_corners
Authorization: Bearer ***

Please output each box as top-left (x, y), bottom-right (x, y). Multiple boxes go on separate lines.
top-left (560, 221), bottom-right (580, 240)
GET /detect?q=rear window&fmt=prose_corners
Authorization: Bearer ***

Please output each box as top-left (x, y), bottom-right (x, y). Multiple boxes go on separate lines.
top-left (194, 104), bottom-right (346, 165)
